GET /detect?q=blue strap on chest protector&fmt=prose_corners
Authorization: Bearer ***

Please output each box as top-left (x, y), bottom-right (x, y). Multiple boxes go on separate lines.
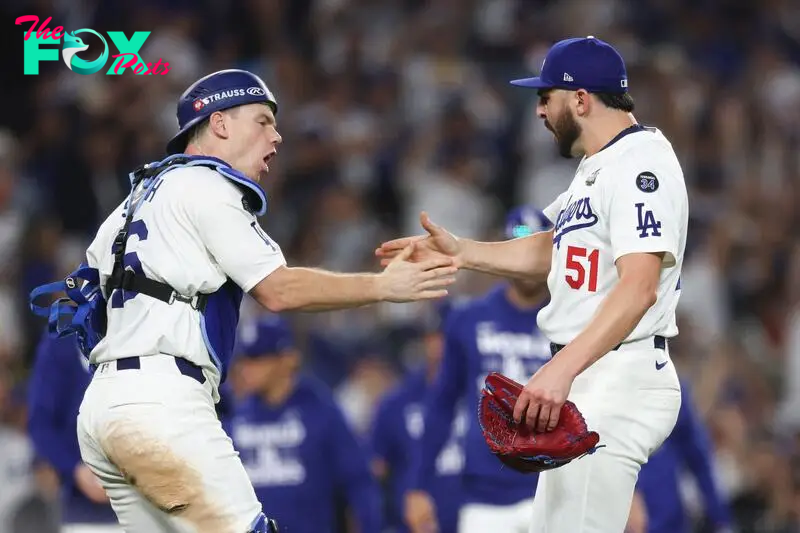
top-left (28, 154), bottom-right (268, 361)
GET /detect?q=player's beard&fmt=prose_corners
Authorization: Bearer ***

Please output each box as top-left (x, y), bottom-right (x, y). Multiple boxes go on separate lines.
top-left (547, 108), bottom-right (582, 158)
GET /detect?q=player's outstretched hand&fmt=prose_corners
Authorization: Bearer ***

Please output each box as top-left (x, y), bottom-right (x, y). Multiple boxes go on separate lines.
top-left (513, 359), bottom-right (575, 433)
top-left (405, 490), bottom-right (439, 533)
top-left (377, 242), bottom-right (457, 302)
top-left (376, 212), bottom-right (462, 268)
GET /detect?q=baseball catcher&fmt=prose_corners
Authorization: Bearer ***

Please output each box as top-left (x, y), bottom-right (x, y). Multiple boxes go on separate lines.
top-left (478, 372), bottom-right (603, 473)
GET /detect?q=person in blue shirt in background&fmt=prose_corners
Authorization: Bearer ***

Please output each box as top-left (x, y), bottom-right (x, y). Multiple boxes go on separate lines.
top-left (225, 313), bottom-right (382, 533)
top-left (27, 331), bottom-right (121, 533)
top-left (634, 379), bottom-right (733, 533)
top-left (370, 299), bottom-right (467, 533)
top-left (404, 205), bottom-right (554, 533)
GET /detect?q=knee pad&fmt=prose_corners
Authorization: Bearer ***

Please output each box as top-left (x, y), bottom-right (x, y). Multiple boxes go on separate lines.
top-left (248, 512), bottom-right (278, 533)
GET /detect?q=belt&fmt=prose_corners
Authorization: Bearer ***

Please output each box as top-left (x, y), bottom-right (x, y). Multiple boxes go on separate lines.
top-left (115, 356), bottom-right (206, 385)
top-left (550, 335), bottom-right (666, 357)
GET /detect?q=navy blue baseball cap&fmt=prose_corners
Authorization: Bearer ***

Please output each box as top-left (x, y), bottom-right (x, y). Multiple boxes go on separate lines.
top-left (505, 205), bottom-right (553, 239)
top-left (166, 69), bottom-right (279, 155)
top-left (510, 36), bottom-right (628, 94)
top-left (236, 314), bottom-right (294, 359)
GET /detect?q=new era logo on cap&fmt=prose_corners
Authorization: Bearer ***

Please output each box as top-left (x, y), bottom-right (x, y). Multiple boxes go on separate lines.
top-left (510, 36), bottom-right (629, 94)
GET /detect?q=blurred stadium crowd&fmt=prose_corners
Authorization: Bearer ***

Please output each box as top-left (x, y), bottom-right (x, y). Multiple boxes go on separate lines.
top-left (1, 0), bottom-right (800, 531)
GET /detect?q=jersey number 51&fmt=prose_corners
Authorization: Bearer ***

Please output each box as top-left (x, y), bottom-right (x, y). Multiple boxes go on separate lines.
top-left (565, 246), bottom-right (598, 292)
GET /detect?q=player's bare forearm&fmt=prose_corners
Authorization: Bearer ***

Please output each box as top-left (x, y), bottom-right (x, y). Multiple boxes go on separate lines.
top-left (460, 230), bottom-right (553, 281)
top-left (253, 247), bottom-right (455, 311)
top-left (556, 253), bottom-right (663, 378)
top-left (251, 266), bottom-right (383, 312)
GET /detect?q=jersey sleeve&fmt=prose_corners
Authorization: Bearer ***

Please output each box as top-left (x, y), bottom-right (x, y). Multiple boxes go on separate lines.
top-left (607, 163), bottom-right (682, 267)
top-left (542, 191), bottom-right (568, 226)
top-left (187, 175), bottom-right (286, 292)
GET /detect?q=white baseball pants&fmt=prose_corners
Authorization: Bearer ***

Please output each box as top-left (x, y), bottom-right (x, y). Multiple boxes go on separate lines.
top-left (528, 340), bottom-right (682, 533)
top-left (77, 355), bottom-right (262, 533)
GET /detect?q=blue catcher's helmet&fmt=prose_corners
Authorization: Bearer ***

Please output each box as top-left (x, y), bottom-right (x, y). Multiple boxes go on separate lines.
top-left (166, 69), bottom-right (279, 155)
top-left (504, 205), bottom-right (553, 239)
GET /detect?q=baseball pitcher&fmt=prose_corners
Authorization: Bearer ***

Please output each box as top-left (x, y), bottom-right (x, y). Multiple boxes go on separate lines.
top-left (29, 68), bottom-right (454, 533)
top-left (377, 36), bottom-right (689, 532)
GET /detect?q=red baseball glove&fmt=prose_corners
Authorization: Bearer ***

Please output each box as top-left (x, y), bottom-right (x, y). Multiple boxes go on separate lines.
top-left (478, 371), bottom-right (603, 473)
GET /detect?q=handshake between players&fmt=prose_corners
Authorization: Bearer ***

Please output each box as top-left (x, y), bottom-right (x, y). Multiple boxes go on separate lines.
top-left (372, 238), bottom-right (458, 303)
top-left (376, 211), bottom-right (568, 434)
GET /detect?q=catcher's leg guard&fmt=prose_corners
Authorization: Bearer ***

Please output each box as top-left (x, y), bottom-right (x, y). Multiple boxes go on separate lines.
top-left (248, 512), bottom-right (279, 532)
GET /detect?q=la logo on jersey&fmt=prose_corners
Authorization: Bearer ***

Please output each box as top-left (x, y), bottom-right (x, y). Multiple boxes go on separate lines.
top-left (636, 203), bottom-right (661, 238)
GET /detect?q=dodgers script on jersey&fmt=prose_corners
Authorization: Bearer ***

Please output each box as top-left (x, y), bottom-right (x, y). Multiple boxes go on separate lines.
top-left (85, 165), bottom-right (286, 399)
top-left (538, 126), bottom-right (688, 345)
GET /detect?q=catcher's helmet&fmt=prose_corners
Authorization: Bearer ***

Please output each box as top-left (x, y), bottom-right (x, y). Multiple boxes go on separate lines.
top-left (166, 69), bottom-right (279, 155)
top-left (505, 205), bottom-right (553, 239)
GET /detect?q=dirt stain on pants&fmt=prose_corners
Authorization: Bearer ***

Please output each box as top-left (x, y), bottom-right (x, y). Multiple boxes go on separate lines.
top-left (101, 419), bottom-right (239, 533)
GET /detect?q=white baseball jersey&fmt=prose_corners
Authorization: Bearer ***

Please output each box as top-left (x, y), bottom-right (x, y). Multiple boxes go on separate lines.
top-left (85, 165), bottom-right (286, 397)
top-left (538, 126), bottom-right (688, 345)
